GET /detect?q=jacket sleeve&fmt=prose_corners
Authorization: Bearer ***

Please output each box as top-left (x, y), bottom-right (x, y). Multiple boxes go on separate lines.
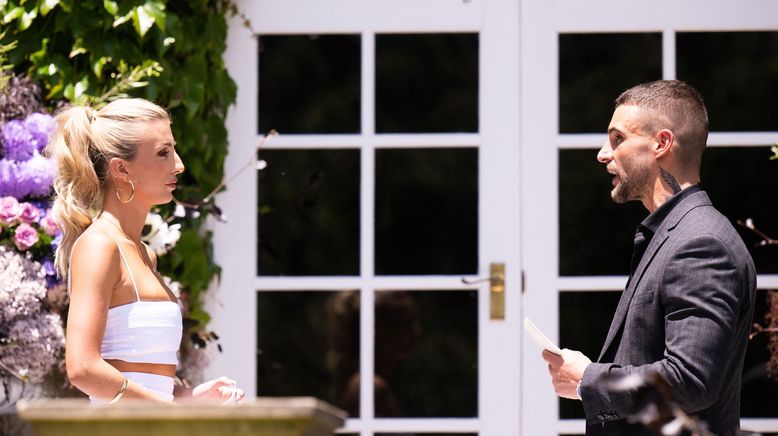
top-left (579, 234), bottom-right (749, 425)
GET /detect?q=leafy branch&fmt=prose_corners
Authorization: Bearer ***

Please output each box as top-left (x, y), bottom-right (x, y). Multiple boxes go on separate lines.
top-left (95, 60), bottom-right (163, 107)
top-left (0, 34), bottom-right (17, 91)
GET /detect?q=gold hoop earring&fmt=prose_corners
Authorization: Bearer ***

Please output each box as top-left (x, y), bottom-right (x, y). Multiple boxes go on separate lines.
top-left (116, 180), bottom-right (135, 204)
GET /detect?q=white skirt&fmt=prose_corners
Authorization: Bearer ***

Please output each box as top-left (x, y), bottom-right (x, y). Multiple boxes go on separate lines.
top-left (90, 371), bottom-right (175, 403)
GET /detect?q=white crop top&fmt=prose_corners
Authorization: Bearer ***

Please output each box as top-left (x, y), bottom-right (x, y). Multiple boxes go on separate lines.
top-left (70, 231), bottom-right (182, 366)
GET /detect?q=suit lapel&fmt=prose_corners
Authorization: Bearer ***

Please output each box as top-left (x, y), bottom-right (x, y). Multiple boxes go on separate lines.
top-left (596, 190), bottom-right (712, 362)
top-left (597, 232), bottom-right (668, 361)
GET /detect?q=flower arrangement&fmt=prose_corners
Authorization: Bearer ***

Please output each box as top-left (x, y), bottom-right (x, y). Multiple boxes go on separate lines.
top-left (0, 74), bottom-right (66, 407)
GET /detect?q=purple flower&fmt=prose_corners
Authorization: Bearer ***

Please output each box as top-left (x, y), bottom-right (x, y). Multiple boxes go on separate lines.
top-left (23, 113), bottom-right (56, 154)
top-left (43, 260), bottom-right (56, 276)
top-left (40, 209), bottom-right (59, 236)
top-left (0, 159), bottom-right (28, 198)
top-left (19, 151), bottom-right (56, 197)
top-left (0, 196), bottom-right (21, 224)
top-left (17, 202), bottom-right (42, 224)
top-left (13, 223), bottom-right (39, 250)
top-left (1, 119), bottom-right (34, 161)
top-left (51, 231), bottom-right (63, 250)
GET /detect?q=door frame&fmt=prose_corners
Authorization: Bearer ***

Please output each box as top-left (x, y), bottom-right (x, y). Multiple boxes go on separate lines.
top-left (212, 0), bottom-right (523, 435)
top-left (520, 1), bottom-right (778, 434)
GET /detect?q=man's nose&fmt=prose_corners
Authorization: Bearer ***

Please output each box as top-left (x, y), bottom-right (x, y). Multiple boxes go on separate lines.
top-left (597, 144), bottom-right (612, 164)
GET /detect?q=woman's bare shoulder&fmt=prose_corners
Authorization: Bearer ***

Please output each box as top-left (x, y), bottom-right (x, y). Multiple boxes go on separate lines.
top-left (70, 229), bottom-right (122, 280)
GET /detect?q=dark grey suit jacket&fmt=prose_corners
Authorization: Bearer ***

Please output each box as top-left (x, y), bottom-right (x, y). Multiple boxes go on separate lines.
top-left (580, 190), bottom-right (757, 436)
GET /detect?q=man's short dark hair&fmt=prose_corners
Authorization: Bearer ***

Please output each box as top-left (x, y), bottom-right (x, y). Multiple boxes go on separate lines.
top-left (615, 80), bottom-right (709, 171)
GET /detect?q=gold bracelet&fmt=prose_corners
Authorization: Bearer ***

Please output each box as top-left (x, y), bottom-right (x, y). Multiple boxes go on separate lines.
top-left (108, 378), bottom-right (129, 404)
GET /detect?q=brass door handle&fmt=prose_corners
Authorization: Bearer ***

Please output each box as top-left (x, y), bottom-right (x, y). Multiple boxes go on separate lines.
top-left (461, 262), bottom-right (505, 320)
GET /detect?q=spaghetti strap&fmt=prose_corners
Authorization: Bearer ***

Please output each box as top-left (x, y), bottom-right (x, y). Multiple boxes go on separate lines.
top-left (68, 230), bottom-right (141, 302)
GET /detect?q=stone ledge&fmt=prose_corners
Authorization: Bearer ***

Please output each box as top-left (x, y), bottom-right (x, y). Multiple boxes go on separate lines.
top-left (17, 397), bottom-right (346, 436)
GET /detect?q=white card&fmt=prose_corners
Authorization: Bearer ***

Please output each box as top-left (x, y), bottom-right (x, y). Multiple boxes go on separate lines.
top-left (524, 318), bottom-right (563, 355)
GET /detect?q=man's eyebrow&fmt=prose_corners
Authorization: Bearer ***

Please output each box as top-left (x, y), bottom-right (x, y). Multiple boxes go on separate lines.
top-left (608, 127), bottom-right (624, 135)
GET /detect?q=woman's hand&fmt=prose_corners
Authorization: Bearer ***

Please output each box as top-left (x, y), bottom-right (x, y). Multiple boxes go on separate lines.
top-left (191, 376), bottom-right (246, 404)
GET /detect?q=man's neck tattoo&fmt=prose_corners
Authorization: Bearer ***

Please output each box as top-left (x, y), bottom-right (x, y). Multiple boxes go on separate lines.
top-left (659, 166), bottom-right (682, 194)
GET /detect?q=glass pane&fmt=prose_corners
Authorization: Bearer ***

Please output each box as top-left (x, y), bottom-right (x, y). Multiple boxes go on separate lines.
top-left (741, 290), bottom-right (778, 418)
top-left (258, 34), bottom-right (361, 133)
top-left (560, 147), bottom-right (778, 275)
top-left (375, 148), bottom-right (478, 275)
top-left (677, 32), bottom-right (778, 132)
top-left (559, 33), bottom-right (662, 133)
top-left (559, 291), bottom-right (621, 419)
top-left (374, 290), bottom-right (478, 418)
top-left (376, 33), bottom-right (478, 133)
top-left (701, 147), bottom-right (778, 274)
top-left (257, 149), bottom-right (360, 276)
top-left (559, 149), bottom-right (646, 276)
top-left (256, 290), bottom-right (360, 417)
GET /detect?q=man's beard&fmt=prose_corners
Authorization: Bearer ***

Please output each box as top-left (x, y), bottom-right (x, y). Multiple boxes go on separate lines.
top-left (611, 156), bottom-right (651, 204)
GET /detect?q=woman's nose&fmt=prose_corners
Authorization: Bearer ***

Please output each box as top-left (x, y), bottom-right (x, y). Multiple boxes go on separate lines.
top-left (173, 151), bottom-right (185, 174)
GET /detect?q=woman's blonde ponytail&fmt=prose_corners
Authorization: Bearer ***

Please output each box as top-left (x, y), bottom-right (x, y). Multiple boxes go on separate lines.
top-left (45, 106), bottom-right (102, 278)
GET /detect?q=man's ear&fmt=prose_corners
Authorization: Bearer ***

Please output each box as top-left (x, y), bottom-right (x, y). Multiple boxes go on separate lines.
top-left (654, 129), bottom-right (675, 159)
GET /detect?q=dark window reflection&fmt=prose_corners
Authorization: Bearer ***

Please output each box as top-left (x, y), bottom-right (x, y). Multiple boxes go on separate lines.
top-left (559, 290), bottom-right (621, 419)
top-left (375, 148), bottom-right (478, 275)
top-left (677, 32), bottom-right (778, 132)
top-left (560, 147), bottom-right (778, 275)
top-left (741, 289), bottom-right (778, 418)
top-left (257, 149), bottom-right (360, 276)
top-left (559, 149), bottom-right (646, 276)
top-left (258, 34), bottom-right (361, 133)
top-left (559, 33), bottom-right (662, 133)
top-left (701, 147), bottom-right (778, 274)
top-left (376, 33), bottom-right (479, 133)
top-left (372, 290), bottom-right (478, 418)
top-left (257, 290), bottom-right (359, 416)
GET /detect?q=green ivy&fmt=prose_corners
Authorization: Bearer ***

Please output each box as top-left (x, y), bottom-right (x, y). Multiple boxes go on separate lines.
top-left (1, 0), bottom-right (238, 334)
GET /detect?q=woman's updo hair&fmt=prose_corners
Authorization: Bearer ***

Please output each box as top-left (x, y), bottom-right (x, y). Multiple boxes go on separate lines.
top-left (44, 98), bottom-right (170, 277)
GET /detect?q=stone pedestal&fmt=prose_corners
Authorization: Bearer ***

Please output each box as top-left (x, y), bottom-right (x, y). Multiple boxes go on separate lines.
top-left (17, 397), bottom-right (346, 436)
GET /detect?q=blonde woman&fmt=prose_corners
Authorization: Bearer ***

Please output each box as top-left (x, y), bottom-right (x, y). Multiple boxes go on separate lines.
top-left (46, 98), bottom-right (244, 404)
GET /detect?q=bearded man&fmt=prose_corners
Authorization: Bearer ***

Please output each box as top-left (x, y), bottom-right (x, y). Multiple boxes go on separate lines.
top-left (543, 80), bottom-right (756, 436)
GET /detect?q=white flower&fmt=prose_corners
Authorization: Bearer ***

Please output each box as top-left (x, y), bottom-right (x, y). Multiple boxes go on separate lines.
top-left (174, 203), bottom-right (186, 218)
top-left (142, 213), bottom-right (182, 256)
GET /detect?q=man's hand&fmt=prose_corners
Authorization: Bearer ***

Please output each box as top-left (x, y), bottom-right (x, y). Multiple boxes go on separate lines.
top-left (542, 349), bottom-right (592, 400)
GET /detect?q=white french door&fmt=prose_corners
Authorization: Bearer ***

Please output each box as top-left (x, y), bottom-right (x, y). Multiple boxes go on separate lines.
top-left (212, 1), bottom-right (523, 435)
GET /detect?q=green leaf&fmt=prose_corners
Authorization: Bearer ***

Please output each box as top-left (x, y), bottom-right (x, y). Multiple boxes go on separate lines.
top-left (142, 0), bottom-right (165, 32)
top-left (63, 82), bottom-right (75, 101)
top-left (131, 5), bottom-right (154, 37)
top-left (3, 6), bottom-right (23, 24)
top-left (103, 0), bottom-right (117, 15)
top-left (92, 56), bottom-right (111, 78)
top-left (19, 8), bottom-right (37, 30)
top-left (188, 307), bottom-right (211, 327)
top-left (69, 38), bottom-right (86, 58)
top-left (39, 0), bottom-right (59, 16)
top-left (74, 75), bottom-right (89, 97)
top-left (29, 37), bottom-right (49, 64)
top-left (112, 10), bottom-right (131, 28)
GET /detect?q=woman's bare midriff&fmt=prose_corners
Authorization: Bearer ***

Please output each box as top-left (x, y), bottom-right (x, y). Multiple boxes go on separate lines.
top-left (106, 359), bottom-right (176, 378)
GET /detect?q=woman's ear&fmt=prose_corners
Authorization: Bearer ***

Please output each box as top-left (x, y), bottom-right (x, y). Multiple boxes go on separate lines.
top-left (107, 157), bottom-right (129, 180)
top-left (654, 129), bottom-right (675, 159)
